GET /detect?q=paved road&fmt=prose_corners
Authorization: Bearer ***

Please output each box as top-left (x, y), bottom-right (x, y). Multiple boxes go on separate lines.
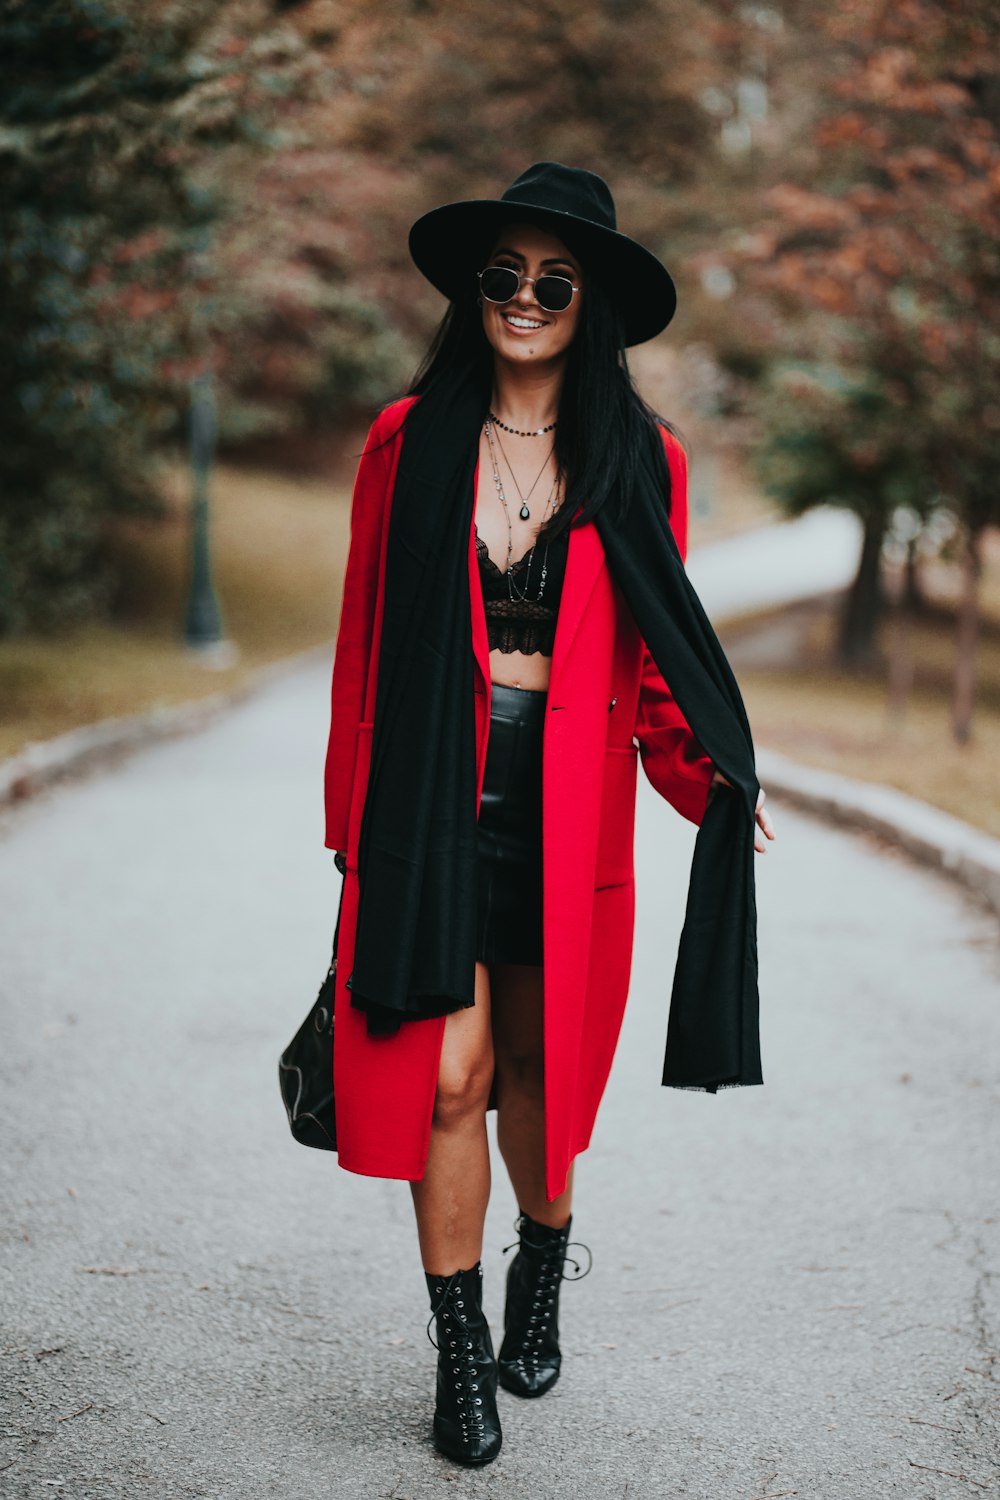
top-left (1, 658), bottom-right (998, 1500)
top-left (687, 506), bottom-right (863, 620)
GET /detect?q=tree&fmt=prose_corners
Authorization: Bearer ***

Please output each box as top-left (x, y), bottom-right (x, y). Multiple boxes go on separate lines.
top-left (752, 359), bottom-right (929, 665)
top-left (0, 0), bottom-right (806, 632)
top-left (715, 0), bottom-right (1000, 717)
top-left (0, 0), bottom-right (313, 631)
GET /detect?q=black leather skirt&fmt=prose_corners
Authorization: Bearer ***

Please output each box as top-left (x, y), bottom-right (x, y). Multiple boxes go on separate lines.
top-left (476, 681), bottom-right (546, 966)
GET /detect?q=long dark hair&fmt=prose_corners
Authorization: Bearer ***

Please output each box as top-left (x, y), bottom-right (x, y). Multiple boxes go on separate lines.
top-left (405, 243), bottom-right (678, 540)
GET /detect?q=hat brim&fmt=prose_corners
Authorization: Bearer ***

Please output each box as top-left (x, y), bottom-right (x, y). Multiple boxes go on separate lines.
top-left (408, 198), bottom-right (677, 347)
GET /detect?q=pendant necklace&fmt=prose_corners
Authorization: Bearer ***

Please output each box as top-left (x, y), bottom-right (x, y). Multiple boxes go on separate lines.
top-left (490, 420), bottom-right (553, 520)
top-left (483, 416), bottom-right (561, 602)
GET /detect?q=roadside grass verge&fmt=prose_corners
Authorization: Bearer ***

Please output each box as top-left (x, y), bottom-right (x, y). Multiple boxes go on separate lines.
top-left (687, 446), bottom-right (782, 548)
top-left (724, 569), bottom-right (1000, 838)
top-left (0, 463), bottom-right (350, 761)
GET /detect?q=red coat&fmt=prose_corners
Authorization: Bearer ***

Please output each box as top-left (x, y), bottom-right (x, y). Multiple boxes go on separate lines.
top-left (323, 397), bottom-right (715, 1202)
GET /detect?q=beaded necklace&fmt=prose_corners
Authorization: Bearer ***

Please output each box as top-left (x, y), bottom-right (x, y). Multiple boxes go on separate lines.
top-left (487, 409), bottom-right (557, 437)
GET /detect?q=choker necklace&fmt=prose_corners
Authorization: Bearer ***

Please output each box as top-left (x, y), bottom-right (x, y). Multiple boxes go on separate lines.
top-left (487, 410), bottom-right (557, 438)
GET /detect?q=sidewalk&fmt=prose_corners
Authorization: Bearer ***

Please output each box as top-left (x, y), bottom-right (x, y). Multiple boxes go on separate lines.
top-left (686, 504), bottom-right (862, 619)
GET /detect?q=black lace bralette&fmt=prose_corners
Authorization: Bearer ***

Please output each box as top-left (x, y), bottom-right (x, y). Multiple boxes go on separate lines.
top-left (475, 521), bottom-right (569, 657)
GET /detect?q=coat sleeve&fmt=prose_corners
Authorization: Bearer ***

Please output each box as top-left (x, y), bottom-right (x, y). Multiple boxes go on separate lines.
top-left (633, 425), bottom-right (716, 827)
top-left (322, 409), bottom-right (395, 851)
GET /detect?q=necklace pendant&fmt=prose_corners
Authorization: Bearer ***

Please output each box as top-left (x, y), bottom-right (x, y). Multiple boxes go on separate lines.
top-left (519, 503), bottom-right (530, 520)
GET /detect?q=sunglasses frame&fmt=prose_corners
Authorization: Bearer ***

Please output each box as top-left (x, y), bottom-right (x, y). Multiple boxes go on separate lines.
top-left (477, 264), bottom-right (582, 313)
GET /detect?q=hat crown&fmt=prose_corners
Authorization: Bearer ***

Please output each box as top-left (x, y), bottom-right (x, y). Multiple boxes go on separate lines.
top-left (499, 161), bottom-right (617, 234)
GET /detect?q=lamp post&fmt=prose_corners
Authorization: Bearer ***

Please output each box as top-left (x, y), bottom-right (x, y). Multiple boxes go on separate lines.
top-left (184, 368), bottom-right (235, 664)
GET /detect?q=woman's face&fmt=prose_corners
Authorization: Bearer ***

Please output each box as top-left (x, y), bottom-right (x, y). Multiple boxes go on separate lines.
top-left (479, 221), bottom-right (583, 368)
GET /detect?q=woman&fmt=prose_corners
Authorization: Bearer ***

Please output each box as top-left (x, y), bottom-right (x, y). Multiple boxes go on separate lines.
top-left (322, 162), bottom-right (775, 1466)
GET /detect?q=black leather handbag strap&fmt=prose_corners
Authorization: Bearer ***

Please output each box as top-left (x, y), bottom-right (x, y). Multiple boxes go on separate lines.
top-left (331, 850), bottom-right (347, 963)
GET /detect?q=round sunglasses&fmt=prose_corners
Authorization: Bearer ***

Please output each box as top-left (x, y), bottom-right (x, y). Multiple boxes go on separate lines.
top-left (477, 264), bottom-right (581, 314)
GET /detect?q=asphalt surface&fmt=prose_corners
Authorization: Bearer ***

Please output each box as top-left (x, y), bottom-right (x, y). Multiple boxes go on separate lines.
top-left (686, 506), bottom-right (862, 621)
top-left (1, 658), bottom-right (998, 1500)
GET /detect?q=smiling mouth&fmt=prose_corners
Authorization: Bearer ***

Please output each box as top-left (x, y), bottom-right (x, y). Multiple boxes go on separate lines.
top-left (502, 312), bottom-right (548, 330)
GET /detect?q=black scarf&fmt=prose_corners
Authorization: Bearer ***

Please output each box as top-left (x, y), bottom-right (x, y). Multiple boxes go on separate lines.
top-left (346, 364), bottom-right (762, 1092)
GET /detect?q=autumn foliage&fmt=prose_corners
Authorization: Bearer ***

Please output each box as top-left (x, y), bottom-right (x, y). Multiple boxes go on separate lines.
top-left (704, 0), bottom-right (1000, 731)
top-left (3, 0), bottom-right (998, 745)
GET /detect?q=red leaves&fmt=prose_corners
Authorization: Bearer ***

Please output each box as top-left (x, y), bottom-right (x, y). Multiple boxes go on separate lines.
top-left (119, 286), bottom-right (178, 321)
top-left (113, 230), bottom-right (168, 266)
top-left (764, 184), bottom-right (860, 233)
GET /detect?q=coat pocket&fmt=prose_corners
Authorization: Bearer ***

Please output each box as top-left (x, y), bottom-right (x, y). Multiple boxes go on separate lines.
top-left (593, 743), bottom-right (639, 889)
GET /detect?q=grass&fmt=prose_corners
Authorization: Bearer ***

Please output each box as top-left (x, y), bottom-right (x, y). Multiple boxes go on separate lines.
top-left (724, 553), bottom-right (1000, 838)
top-left (0, 461), bottom-right (352, 761)
top-left (687, 446), bottom-right (781, 548)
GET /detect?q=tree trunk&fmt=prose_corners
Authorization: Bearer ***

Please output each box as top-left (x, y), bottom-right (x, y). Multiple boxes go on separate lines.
top-left (903, 535), bottom-right (924, 613)
top-left (886, 561), bottom-right (914, 727)
top-left (951, 525), bottom-right (982, 745)
top-left (837, 512), bottom-right (884, 667)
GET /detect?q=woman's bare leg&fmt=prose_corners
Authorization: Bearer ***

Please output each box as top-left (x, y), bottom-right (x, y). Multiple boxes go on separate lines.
top-left (410, 960), bottom-right (495, 1274)
top-left (490, 961), bottom-right (573, 1227)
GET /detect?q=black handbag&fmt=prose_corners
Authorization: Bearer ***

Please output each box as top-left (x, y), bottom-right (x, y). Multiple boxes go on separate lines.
top-left (278, 851), bottom-right (347, 1152)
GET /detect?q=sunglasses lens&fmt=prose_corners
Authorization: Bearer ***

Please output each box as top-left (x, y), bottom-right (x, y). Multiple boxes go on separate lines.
top-left (480, 266), bottom-right (519, 303)
top-left (534, 276), bottom-right (574, 312)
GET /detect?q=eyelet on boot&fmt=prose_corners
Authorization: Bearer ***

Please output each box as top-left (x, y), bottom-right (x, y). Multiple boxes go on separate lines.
top-left (498, 1211), bottom-right (592, 1399)
top-left (425, 1263), bottom-right (502, 1465)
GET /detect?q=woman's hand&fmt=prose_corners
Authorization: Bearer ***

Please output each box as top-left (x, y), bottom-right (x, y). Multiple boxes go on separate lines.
top-left (710, 770), bottom-right (776, 853)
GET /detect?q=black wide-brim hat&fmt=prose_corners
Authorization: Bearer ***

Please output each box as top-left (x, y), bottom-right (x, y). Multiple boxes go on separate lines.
top-left (408, 160), bottom-right (677, 348)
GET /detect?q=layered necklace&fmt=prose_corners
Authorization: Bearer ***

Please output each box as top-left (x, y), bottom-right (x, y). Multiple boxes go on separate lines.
top-left (482, 415), bottom-right (561, 603)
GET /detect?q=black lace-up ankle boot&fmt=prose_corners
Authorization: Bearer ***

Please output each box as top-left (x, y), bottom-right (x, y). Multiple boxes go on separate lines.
top-left (498, 1211), bottom-right (592, 1398)
top-left (424, 1263), bottom-right (502, 1466)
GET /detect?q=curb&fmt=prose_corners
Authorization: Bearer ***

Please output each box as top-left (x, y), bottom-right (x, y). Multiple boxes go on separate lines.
top-left (4, 644), bottom-right (1000, 925)
top-left (0, 643), bottom-right (332, 810)
top-left (756, 746), bottom-right (1000, 922)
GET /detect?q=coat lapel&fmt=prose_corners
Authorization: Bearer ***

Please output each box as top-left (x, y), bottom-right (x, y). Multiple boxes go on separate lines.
top-left (469, 451), bottom-right (491, 693)
top-left (547, 516), bottom-right (606, 699)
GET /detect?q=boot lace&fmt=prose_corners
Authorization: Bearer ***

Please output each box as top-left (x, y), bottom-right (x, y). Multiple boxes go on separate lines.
top-left (426, 1272), bottom-right (487, 1447)
top-left (501, 1216), bottom-right (592, 1374)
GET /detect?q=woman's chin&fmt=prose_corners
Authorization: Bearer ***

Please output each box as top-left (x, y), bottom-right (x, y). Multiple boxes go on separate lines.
top-left (491, 334), bottom-right (567, 366)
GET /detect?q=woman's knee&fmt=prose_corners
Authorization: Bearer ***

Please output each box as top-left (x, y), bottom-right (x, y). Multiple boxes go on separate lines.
top-left (433, 1051), bottom-right (494, 1129)
top-left (494, 1043), bottom-right (545, 1100)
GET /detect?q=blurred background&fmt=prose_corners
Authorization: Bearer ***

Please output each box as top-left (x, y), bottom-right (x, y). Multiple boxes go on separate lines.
top-left (2, 0), bottom-right (998, 834)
